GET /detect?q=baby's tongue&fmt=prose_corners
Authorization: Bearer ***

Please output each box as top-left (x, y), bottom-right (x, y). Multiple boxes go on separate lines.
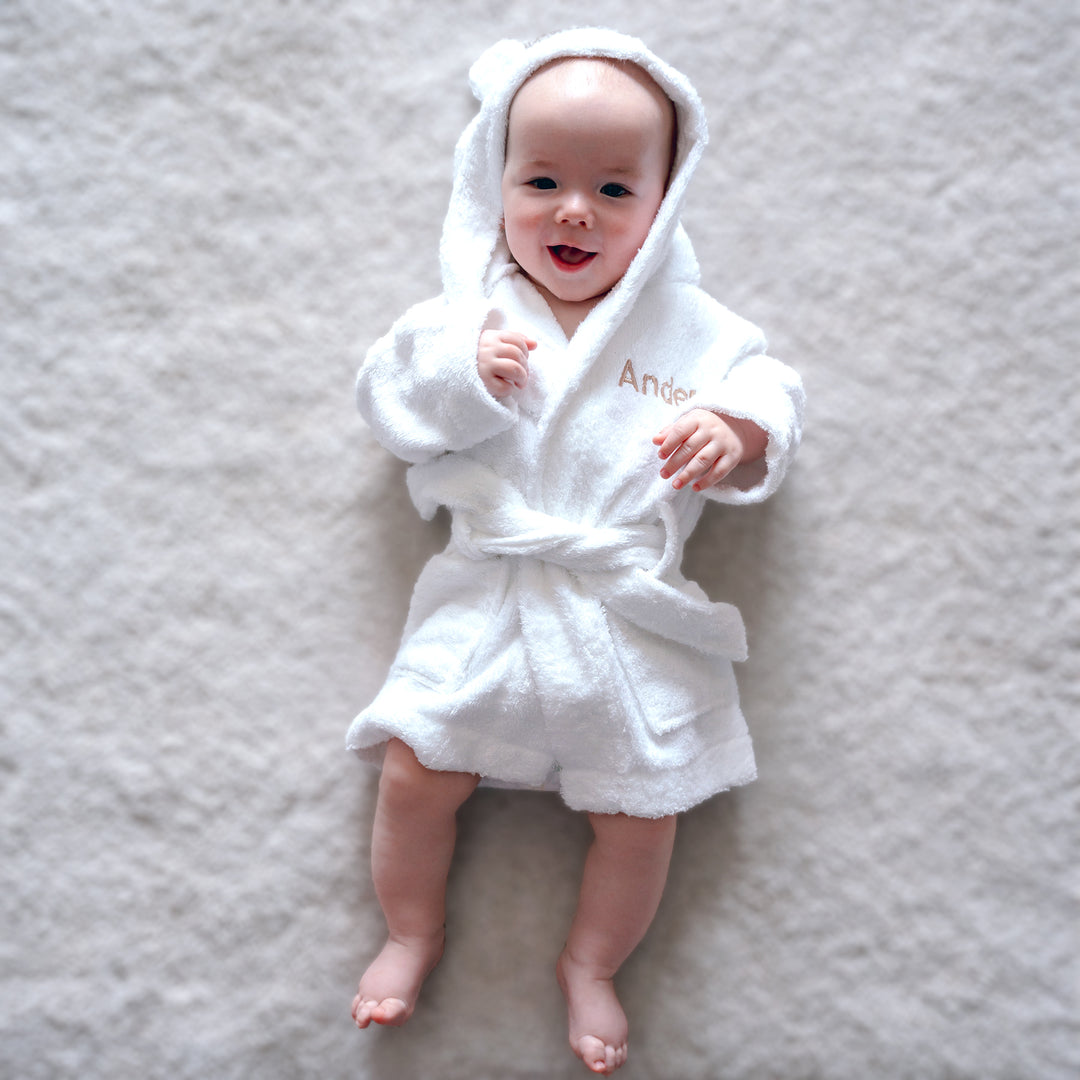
top-left (554, 245), bottom-right (591, 265)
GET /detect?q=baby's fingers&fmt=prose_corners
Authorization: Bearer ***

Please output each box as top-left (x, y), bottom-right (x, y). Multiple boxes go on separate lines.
top-left (478, 330), bottom-right (536, 397)
top-left (684, 448), bottom-right (739, 491)
top-left (479, 330), bottom-right (536, 364)
top-left (661, 429), bottom-right (736, 489)
top-left (487, 357), bottom-right (529, 394)
top-left (498, 357), bottom-right (529, 388)
top-left (652, 423), bottom-right (694, 460)
top-left (667, 446), bottom-right (718, 489)
top-left (498, 332), bottom-right (537, 368)
top-left (658, 423), bottom-right (710, 477)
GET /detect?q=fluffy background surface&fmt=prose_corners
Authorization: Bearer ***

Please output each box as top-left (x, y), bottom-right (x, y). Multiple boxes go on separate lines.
top-left (2, 2), bottom-right (1076, 1078)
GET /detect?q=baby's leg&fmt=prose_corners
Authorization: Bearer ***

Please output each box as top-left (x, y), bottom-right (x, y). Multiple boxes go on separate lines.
top-left (557, 811), bottom-right (677, 1075)
top-left (352, 738), bottom-right (479, 1029)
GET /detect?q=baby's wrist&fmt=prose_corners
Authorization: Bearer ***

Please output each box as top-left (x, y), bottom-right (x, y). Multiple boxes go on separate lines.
top-left (716, 413), bottom-right (768, 464)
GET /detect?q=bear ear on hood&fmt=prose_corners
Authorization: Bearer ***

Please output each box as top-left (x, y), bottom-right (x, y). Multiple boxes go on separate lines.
top-left (468, 39), bottom-right (527, 102)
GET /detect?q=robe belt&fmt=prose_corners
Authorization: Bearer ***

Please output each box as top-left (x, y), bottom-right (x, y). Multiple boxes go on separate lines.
top-left (407, 456), bottom-right (749, 661)
top-left (409, 454), bottom-right (671, 573)
top-left (450, 507), bottom-right (665, 573)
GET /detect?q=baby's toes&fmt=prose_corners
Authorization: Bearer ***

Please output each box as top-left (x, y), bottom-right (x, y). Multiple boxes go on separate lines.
top-left (578, 1035), bottom-right (618, 1075)
top-left (371, 996), bottom-right (411, 1027)
top-left (352, 995), bottom-right (376, 1029)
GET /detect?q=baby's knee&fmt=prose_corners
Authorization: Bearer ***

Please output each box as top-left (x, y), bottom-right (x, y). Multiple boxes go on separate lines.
top-left (378, 738), bottom-right (476, 812)
top-left (378, 739), bottom-right (432, 803)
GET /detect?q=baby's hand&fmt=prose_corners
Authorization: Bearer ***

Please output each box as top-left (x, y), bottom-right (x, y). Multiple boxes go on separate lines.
top-left (478, 330), bottom-right (536, 399)
top-left (653, 409), bottom-right (767, 492)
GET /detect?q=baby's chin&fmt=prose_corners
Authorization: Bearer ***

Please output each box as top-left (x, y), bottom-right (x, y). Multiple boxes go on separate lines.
top-left (530, 275), bottom-right (612, 309)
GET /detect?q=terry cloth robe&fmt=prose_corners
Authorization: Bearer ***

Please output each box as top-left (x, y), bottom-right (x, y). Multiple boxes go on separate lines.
top-left (347, 28), bottom-right (805, 818)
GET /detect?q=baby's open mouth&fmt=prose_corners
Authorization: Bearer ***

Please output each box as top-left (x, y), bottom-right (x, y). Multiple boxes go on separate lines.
top-left (549, 245), bottom-right (596, 269)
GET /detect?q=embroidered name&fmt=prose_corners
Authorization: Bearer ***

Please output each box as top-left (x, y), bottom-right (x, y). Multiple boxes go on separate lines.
top-left (617, 359), bottom-right (696, 405)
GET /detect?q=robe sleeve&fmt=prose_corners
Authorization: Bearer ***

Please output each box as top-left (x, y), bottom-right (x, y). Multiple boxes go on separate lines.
top-left (662, 286), bottom-right (805, 504)
top-left (688, 349), bottom-right (805, 505)
top-left (356, 295), bottom-right (518, 464)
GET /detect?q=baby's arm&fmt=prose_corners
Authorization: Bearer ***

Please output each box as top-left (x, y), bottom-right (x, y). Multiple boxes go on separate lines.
top-left (477, 330), bottom-right (536, 398)
top-left (653, 410), bottom-right (768, 492)
top-left (357, 297), bottom-right (522, 464)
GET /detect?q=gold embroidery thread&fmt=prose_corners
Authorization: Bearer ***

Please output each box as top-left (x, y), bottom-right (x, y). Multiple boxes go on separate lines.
top-left (618, 358), bottom-right (696, 405)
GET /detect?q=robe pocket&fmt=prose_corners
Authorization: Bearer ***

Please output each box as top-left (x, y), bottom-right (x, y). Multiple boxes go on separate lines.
top-left (607, 618), bottom-right (738, 736)
top-left (391, 554), bottom-right (496, 691)
top-left (396, 599), bottom-right (487, 690)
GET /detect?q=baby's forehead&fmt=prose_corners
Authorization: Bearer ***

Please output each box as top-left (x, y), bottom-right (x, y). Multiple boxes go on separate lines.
top-left (506, 57), bottom-right (676, 157)
top-left (515, 56), bottom-right (667, 108)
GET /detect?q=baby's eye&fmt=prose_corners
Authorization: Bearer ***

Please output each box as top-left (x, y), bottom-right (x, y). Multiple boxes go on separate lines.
top-left (600, 183), bottom-right (631, 198)
top-left (528, 177), bottom-right (557, 190)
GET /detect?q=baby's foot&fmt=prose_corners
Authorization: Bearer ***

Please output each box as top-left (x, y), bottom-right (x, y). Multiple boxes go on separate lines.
top-left (351, 931), bottom-right (445, 1029)
top-left (556, 950), bottom-right (630, 1075)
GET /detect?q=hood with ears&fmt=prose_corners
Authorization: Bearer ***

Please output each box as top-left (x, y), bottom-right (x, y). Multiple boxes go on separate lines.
top-left (439, 28), bottom-right (709, 317)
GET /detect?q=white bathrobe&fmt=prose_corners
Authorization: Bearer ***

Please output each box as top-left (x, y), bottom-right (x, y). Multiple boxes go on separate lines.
top-left (347, 29), bottom-right (805, 817)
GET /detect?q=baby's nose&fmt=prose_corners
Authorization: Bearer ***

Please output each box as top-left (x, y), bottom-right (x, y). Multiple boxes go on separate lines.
top-left (556, 193), bottom-right (593, 228)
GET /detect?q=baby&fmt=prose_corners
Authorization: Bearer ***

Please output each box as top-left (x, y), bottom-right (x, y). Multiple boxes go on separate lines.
top-left (347, 29), bottom-right (803, 1076)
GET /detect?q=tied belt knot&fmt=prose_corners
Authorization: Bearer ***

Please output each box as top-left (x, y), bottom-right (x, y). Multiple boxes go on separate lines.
top-left (406, 455), bottom-right (747, 660)
top-left (451, 504), bottom-right (671, 576)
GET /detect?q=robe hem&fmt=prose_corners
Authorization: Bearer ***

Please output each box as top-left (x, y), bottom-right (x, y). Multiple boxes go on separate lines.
top-left (347, 719), bottom-right (756, 818)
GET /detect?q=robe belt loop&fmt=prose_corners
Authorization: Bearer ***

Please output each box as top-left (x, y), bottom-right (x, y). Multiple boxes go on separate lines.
top-left (651, 502), bottom-right (681, 580)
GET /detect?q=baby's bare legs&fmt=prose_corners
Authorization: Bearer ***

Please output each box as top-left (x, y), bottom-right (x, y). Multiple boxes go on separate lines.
top-left (557, 811), bottom-right (677, 1075)
top-left (352, 738), bottom-right (479, 1028)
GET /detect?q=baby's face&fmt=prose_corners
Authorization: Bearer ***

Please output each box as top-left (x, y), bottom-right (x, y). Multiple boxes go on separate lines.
top-left (501, 59), bottom-right (674, 310)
